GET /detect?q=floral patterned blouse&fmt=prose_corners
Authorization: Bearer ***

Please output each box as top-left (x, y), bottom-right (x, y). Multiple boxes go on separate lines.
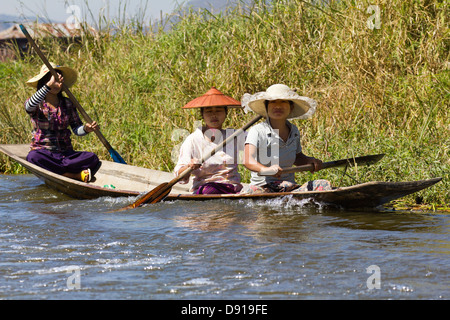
top-left (25, 86), bottom-right (85, 152)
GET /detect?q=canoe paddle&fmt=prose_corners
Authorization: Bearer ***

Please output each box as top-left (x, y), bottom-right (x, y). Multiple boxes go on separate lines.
top-left (117, 115), bottom-right (264, 211)
top-left (19, 24), bottom-right (127, 164)
top-left (258, 154), bottom-right (385, 175)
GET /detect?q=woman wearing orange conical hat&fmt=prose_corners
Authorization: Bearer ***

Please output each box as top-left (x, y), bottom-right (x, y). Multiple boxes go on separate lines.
top-left (174, 87), bottom-right (244, 194)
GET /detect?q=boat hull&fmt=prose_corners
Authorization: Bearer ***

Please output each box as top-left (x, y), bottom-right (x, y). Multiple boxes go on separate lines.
top-left (0, 144), bottom-right (442, 209)
top-left (167, 179), bottom-right (442, 209)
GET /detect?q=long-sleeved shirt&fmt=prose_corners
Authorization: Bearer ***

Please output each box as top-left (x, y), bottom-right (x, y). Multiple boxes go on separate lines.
top-left (25, 85), bottom-right (87, 152)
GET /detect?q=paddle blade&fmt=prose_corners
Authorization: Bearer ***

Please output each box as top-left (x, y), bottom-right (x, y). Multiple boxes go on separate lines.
top-left (108, 148), bottom-right (127, 164)
top-left (332, 153), bottom-right (385, 167)
top-left (274, 153), bottom-right (385, 175)
top-left (147, 186), bottom-right (172, 204)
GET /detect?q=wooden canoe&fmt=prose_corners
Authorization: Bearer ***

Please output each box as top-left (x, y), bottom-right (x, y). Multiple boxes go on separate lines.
top-left (0, 144), bottom-right (442, 209)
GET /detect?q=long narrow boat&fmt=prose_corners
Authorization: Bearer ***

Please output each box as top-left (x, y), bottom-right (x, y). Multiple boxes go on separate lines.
top-left (0, 144), bottom-right (442, 209)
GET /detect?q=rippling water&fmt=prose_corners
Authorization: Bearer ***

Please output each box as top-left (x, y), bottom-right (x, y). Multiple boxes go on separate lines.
top-left (0, 174), bottom-right (448, 300)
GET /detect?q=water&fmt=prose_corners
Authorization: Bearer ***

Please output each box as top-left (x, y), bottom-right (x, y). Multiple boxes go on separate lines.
top-left (0, 174), bottom-right (448, 300)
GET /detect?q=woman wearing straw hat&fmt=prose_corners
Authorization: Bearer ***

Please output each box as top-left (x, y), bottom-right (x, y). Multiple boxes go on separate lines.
top-left (24, 63), bottom-right (100, 183)
top-left (241, 84), bottom-right (331, 193)
top-left (174, 87), bottom-right (244, 194)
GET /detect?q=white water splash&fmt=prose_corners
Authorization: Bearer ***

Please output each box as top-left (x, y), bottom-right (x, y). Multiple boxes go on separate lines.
top-left (239, 195), bottom-right (330, 212)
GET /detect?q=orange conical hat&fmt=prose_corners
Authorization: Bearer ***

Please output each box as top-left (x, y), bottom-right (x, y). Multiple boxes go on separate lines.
top-left (182, 87), bottom-right (242, 109)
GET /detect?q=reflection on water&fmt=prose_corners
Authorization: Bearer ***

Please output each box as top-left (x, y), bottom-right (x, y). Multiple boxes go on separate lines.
top-left (0, 175), bottom-right (449, 299)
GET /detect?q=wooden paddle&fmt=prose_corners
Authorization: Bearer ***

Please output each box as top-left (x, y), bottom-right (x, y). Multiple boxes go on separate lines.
top-left (117, 115), bottom-right (264, 211)
top-left (19, 24), bottom-right (127, 164)
top-left (258, 154), bottom-right (385, 175)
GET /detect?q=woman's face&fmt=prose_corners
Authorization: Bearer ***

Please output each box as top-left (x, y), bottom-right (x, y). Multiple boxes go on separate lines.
top-left (202, 106), bottom-right (227, 129)
top-left (267, 100), bottom-right (292, 120)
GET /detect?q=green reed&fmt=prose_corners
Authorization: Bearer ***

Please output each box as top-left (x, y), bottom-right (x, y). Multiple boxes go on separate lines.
top-left (0, 0), bottom-right (448, 206)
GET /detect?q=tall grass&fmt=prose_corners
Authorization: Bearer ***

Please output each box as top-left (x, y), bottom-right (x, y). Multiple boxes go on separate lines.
top-left (0, 0), bottom-right (448, 205)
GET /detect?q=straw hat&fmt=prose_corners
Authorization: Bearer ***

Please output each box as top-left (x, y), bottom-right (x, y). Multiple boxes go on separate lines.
top-left (241, 84), bottom-right (316, 119)
top-left (26, 63), bottom-right (78, 88)
top-left (182, 87), bottom-right (242, 109)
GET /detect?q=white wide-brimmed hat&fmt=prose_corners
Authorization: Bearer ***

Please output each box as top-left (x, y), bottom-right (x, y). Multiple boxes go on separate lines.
top-left (241, 84), bottom-right (316, 119)
top-left (26, 62), bottom-right (78, 88)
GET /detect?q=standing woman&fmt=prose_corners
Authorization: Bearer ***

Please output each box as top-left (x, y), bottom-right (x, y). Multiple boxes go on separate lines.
top-left (24, 63), bottom-right (100, 182)
top-left (242, 84), bottom-right (330, 193)
top-left (174, 87), bottom-right (244, 194)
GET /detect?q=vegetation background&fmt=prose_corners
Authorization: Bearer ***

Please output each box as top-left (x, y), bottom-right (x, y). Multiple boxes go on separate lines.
top-left (0, 0), bottom-right (448, 208)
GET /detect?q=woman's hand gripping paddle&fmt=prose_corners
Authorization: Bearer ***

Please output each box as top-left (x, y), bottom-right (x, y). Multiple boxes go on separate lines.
top-left (20, 24), bottom-right (126, 164)
top-left (116, 115), bottom-right (263, 211)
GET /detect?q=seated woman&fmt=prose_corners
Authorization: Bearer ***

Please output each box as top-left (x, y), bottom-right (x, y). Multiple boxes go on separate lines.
top-left (174, 87), bottom-right (244, 194)
top-left (241, 84), bottom-right (331, 193)
top-left (24, 63), bottom-right (100, 182)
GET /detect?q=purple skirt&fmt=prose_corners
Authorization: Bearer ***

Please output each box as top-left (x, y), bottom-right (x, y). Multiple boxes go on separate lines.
top-left (26, 148), bottom-right (100, 176)
top-left (195, 182), bottom-right (242, 195)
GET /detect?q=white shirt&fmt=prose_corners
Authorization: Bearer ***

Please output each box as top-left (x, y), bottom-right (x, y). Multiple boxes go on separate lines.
top-left (245, 119), bottom-right (302, 186)
top-left (174, 127), bottom-right (244, 192)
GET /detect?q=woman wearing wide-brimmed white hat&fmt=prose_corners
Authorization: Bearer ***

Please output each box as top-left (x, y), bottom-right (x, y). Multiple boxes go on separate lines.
top-left (241, 84), bottom-right (327, 193)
